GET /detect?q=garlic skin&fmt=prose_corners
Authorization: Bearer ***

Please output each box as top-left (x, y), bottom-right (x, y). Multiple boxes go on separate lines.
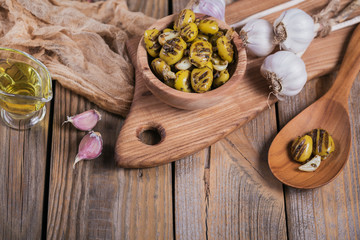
top-left (191, 0), bottom-right (226, 21)
top-left (260, 51), bottom-right (307, 100)
top-left (73, 131), bottom-right (103, 169)
top-left (240, 19), bottom-right (275, 57)
top-left (274, 8), bottom-right (315, 54)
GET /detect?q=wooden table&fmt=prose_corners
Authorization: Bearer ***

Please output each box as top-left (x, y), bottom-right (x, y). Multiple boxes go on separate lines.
top-left (1, 0), bottom-right (359, 239)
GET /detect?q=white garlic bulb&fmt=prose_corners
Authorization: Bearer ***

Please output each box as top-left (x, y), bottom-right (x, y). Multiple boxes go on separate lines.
top-left (274, 8), bottom-right (315, 54)
top-left (260, 51), bottom-right (307, 100)
top-left (240, 19), bottom-right (276, 57)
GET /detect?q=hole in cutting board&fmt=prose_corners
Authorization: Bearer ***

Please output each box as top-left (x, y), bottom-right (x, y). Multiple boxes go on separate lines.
top-left (137, 125), bottom-right (165, 145)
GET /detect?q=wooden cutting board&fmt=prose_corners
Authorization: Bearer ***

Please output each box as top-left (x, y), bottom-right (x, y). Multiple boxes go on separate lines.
top-left (115, 0), bottom-right (356, 168)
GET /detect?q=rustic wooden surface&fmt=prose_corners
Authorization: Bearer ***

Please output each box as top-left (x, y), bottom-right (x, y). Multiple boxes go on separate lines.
top-left (116, 1), bottom-right (357, 168)
top-left (0, 0), bottom-right (359, 240)
top-left (269, 25), bottom-right (360, 189)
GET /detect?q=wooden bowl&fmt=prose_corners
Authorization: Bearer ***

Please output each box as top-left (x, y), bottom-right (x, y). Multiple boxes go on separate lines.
top-left (137, 13), bottom-right (247, 110)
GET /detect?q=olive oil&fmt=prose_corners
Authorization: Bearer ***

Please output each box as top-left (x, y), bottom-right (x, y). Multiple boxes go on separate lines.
top-left (0, 60), bottom-right (44, 115)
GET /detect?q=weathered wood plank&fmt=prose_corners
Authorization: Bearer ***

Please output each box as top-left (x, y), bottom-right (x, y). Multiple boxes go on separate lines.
top-left (0, 103), bottom-right (50, 239)
top-left (172, 0), bottom-right (286, 239)
top-left (47, 84), bottom-right (174, 240)
top-left (207, 117), bottom-right (286, 240)
top-left (277, 73), bottom-right (360, 239)
top-left (46, 1), bottom-right (173, 239)
top-left (127, 0), bottom-right (168, 19)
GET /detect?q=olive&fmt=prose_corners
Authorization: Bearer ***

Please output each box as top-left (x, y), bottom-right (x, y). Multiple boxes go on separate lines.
top-left (174, 9), bottom-right (195, 31)
top-left (164, 79), bottom-right (175, 88)
top-left (174, 70), bottom-right (192, 92)
top-left (144, 29), bottom-right (161, 57)
top-left (158, 30), bottom-right (180, 45)
top-left (198, 19), bottom-right (219, 35)
top-left (217, 35), bottom-right (234, 63)
top-left (216, 29), bottom-right (235, 63)
top-left (213, 69), bottom-right (230, 88)
top-left (290, 135), bottom-right (313, 163)
top-left (191, 67), bottom-right (213, 93)
top-left (209, 31), bottom-right (224, 46)
top-left (205, 60), bottom-right (213, 70)
top-left (192, 33), bottom-right (209, 42)
top-left (189, 40), bottom-right (212, 68)
top-left (151, 58), bottom-right (176, 81)
top-left (308, 129), bottom-right (335, 159)
top-left (163, 28), bottom-right (173, 33)
top-left (159, 37), bottom-right (187, 65)
top-left (180, 22), bottom-right (198, 42)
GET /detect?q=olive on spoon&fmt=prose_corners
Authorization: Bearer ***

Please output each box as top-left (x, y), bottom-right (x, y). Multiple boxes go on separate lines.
top-left (268, 24), bottom-right (360, 189)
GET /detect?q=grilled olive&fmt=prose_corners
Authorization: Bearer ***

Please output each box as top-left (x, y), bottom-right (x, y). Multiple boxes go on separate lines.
top-left (205, 60), bottom-right (213, 70)
top-left (180, 22), bottom-right (198, 42)
top-left (163, 28), bottom-right (173, 33)
top-left (191, 67), bottom-right (213, 93)
top-left (308, 129), bottom-right (335, 159)
top-left (174, 9), bottom-right (195, 31)
top-left (144, 29), bottom-right (161, 57)
top-left (160, 37), bottom-right (187, 65)
top-left (198, 19), bottom-right (219, 35)
top-left (174, 70), bottom-right (192, 92)
top-left (164, 79), bottom-right (175, 88)
top-left (151, 58), bottom-right (176, 81)
top-left (209, 31), bottom-right (224, 46)
top-left (213, 69), bottom-right (230, 88)
top-left (193, 33), bottom-right (209, 42)
top-left (216, 29), bottom-right (235, 63)
top-left (290, 135), bottom-right (313, 163)
top-left (158, 30), bottom-right (180, 45)
top-left (189, 40), bottom-right (212, 68)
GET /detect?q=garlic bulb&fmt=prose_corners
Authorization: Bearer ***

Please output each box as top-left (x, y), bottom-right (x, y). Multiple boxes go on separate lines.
top-left (260, 51), bottom-right (307, 100)
top-left (274, 8), bottom-right (315, 54)
top-left (239, 19), bottom-right (276, 57)
top-left (190, 0), bottom-right (226, 21)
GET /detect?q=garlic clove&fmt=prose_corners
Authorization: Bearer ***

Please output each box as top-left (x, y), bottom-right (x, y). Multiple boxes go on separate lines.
top-left (73, 131), bottom-right (103, 169)
top-left (158, 30), bottom-right (180, 46)
top-left (298, 155), bottom-right (321, 172)
top-left (213, 60), bottom-right (228, 71)
top-left (175, 57), bottom-right (192, 70)
top-left (64, 109), bottom-right (101, 131)
top-left (274, 8), bottom-right (315, 54)
top-left (240, 18), bottom-right (275, 57)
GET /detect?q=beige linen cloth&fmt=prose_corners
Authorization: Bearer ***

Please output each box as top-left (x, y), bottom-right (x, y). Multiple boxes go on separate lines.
top-left (0, 0), bottom-right (155, 117)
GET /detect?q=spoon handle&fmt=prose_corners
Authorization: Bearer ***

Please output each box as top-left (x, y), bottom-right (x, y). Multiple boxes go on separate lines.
top-left (327, 24), bottom-right (360, 104)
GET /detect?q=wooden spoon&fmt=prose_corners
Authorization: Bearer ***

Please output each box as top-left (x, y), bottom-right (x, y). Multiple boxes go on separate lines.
top-left (268, 24), bottom-right (360, 189)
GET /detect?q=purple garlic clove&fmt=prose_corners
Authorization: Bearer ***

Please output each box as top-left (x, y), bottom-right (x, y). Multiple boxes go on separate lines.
top-left (73, 131), bottom-right (103, 169)
top-left (64, 109), bottom-right (101, 131)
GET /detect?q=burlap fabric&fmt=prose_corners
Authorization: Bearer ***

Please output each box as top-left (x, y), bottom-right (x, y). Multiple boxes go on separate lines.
top-left (0, 0), bottom-right (155, 117)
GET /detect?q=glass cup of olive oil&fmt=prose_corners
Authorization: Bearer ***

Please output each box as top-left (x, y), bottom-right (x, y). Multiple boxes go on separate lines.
top-left (0, 48), bottom-right (52, 129)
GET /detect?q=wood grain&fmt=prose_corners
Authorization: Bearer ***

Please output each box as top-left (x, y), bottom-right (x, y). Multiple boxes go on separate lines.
top-left (46, 1), bottom-right (174, 239)
top-left (137, 13), bottom-right (247, 110)
top-left (0, 104), bottom-right (50, 239)
top-left (276, 73), bottom-right (360, 239)
top-left (172, 0), bottom-right (286, 239)
top-left (127, 0), bottom-right (168, 19)
top-left (225, 0), bottom-right (359, 27)
top-left (269, 25), bottom-right (360, 189)
top-left (116, 23), bottom-right (355, 168)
